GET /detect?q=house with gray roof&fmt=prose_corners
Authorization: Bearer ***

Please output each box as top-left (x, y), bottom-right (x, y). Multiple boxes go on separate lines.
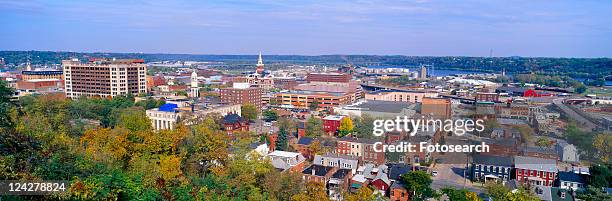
top-left (514, 156), bottom-right (558, 186)
top-left (471, 155), bottom-right (513, 184)
top-left (267, 150), bottom-right (306, 172)
top-left (314, 153), bottom-right (359, 174)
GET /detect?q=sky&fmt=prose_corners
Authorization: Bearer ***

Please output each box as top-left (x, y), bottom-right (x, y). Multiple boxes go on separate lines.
top-left (1, 0), bottom-right (611, 57)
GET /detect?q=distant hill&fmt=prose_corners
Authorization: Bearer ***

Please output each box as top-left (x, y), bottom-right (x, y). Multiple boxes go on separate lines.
top-left (1, 51), bottom-right (610, 79)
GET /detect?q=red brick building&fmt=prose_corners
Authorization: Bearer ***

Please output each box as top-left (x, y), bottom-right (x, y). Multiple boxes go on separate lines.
top-left (306, 72), bottom-right (352, 83)
top-left (390, 182), bottom-right (410, 201)
top-left (362, 142), bottom-right (385, 165)
top-left (323, 115), bottom-right (345, 135)
top-left (220, 84), bottom-right (263, 110)
top-left (222, 114), bottom-right (249, 136)
top-left (16, 79), bottom-right (63, 91)
top-left (302, 164), bottom-right (338, 185)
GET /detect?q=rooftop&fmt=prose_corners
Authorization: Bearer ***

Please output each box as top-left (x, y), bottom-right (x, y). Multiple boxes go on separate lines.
top-left (268, 150), bottom-right (302, 158)
top-left (297, 137), bottom-right (314, 145)
top-left (223, 113), bottom-right (246, 124)
top-left (340, 100), bottom-right (416, 113)
top-left (472, 154), bottom-right (513, 167)
top-left (323, 115), bottom-right (345, 121)
top-left (158, 103), bottom-right (179, 112)
top-left (514, 156), bottom-right (557, 172)
top-left (558, 171), bottom-right (586, 183)
top-left (332, 169), bottom-right (352, 179)
top-left (303, 164), bottom-right (334, 177)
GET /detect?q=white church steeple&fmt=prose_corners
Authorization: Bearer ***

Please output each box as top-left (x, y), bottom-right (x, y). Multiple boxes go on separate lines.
top-left (190, 71), bottom-right (200, 97)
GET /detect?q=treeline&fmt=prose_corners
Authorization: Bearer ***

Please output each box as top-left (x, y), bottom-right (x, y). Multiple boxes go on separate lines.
top-left (1, 51), bottom-right (611, 78)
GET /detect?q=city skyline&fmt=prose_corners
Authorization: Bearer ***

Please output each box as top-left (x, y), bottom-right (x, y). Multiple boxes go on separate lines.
top-left (1, 0), bottom-right (612, 58)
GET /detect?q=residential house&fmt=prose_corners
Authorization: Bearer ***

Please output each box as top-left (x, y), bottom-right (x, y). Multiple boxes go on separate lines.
top-left (336, 137), bottom-right (385, 165)
top-left (302, 164), bottom-right (337, 185)
top-left (293, 137), bottom-right (315, 160)
top-left (514, 156), bottom-right (558, 186)
top-left (471, 155), bottom-right (513, 184)
top-left (314, 153), bottom-right (359, 174)
top-left (329, 169), bottom-right (353, 200)
top-left (267, 151), bottom-right (306, 172)
top-left (370, 169), bottom-right (391, 196)
top-left (390, 181), bottom-right (409, 201)
top-left (222, 113), bottom-right (249, 135)
top-left (556, 171), bottom-right (586, 191)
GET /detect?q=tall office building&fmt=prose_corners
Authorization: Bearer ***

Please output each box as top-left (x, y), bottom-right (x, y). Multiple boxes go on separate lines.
top-left (62, 58), bottom-right (147, 99)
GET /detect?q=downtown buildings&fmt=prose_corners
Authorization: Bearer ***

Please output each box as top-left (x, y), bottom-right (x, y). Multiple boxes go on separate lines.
top-left (62, 58), bottom-right (147, 99)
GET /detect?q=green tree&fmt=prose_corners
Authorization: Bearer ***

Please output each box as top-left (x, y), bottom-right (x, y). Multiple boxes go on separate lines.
top-left (514, 125), bottom-right (534, 143)
top-left (576, 85), bottom-right (587, 94)
top-left (592, 133), bottom-right (611, 163)
top-left (485, 182), bottom-right (511, 201)
top-left (309, 99), bottom-right (320, 111)
top-left (291, 181), bottom-right (330, 201)
top-left (263, 109), bottom-right (278, 122)
top-left (535, 137), bottom-right (553, 148)
top-left (505, 187), bottom-right (539, 201)
top-left (276, 127), bottom-right (288, 151)
top-left (277, 117), bottom-right (297, 132)
top-left (116, 107), bottom-right (152, 132)
top-left (134, 97), bottom-right (165, 110)
top-left (353, 115), bottom-right (375, 139)
top-left (401, 171), bottom-right (434, 200)
top-left (587, 165), bottom-right (611, 188)
top-left (263, 171), bottom-right (303, 201)
top-left (306, 116), bottom-right (324, 137)
top-left (0, 80), bottom-right (14, 127)
top-left (441, 188), bottom-right (481, 201)
top-left (577, 186), bottom-right (612, 200)
top-left (241, 103), bottom-right (258, 121)
top-left (189, 117), bottom-right (229, 176)
top-left (345, 186), bottom-right (376, 201)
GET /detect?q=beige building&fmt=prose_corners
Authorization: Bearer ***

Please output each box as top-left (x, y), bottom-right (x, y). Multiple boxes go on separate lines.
top-left (365, 90), bottom-right (437, 103)
top-left (62, 58), bottom-right (147, 99)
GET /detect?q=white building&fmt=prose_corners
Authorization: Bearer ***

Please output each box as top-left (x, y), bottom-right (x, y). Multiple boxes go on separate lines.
top-left (146, 103), bottom-right (181, 130)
